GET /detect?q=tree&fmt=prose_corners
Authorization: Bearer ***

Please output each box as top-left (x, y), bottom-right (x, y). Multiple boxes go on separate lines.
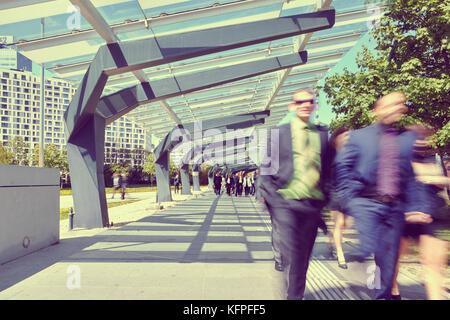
top-left (7, 136), bottom-right (30, 166)
top-left (30, 143), bottom-right (69, 175)
top-left (44, 144), bottom-right (69, 176)
top-left (142, 152), bottom-right (155, 175)
top-left (0, 144), bottom-right (12, 164)
top-left (169, 158), bottom-right (179, 179)
top-left (30, 144), bottom-right (40, 167)
top-left (142, 152), bottom-right (156, 186)
top-left (110, 163), bottom-right (128, 175)
top-left (317, 0), bottom-right (450, 155)
top-left (200, 163), bottom-right (212, 186)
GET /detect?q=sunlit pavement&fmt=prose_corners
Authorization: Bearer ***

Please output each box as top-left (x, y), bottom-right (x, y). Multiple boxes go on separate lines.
top-left (0, 191), bottom-right (429, 300)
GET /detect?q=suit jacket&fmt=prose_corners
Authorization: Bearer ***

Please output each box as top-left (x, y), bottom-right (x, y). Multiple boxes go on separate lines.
top-left (258, 120), bottom-right (333, 214)
top-left (335, 123), bottom-right (426, 213)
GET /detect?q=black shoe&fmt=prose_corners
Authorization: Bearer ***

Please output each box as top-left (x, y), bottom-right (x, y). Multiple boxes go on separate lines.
top-left (391, 294), bottom-right (401, 300)
top-left (338, 262), bottom-right (348, 269)
top-left (275, 261), bottom-right (284, 272)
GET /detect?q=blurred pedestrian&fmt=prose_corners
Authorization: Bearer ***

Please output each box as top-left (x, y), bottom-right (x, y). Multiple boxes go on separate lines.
top-left (111, 172), bottom-right (121, 199)
top-left (336, 91), bottom-right (430, 300)
top-left (236, 172), bottom-right (243, 196)
top-left (226, 173), bottom-right (234, 196)
top-left (250, 173), bottom-right (256, 195)
top-left (174, 173), bottom-right (181, 194)
top-left (120, 172), bottom-right (128, 200)
top-left (244, 174), bottom-right (252, 196)
top-left (391, 124), bottom-right (450, 300)
top-left (214, 172), bottom-right (222, 195)
top-left (258, 87), bottom-right (332, 300)
top-left (328, 126), bottom-right (353, 269)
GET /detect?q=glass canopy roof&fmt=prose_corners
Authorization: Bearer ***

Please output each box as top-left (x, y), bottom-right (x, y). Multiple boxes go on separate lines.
top-left (0, 0), bottom-right (385, 143)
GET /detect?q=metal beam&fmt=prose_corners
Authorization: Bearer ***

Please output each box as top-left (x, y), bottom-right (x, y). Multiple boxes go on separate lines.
top-left (0, 0), bottom-right (53, 10)
top-left (134, 78), bottom-right (320, 126)
top-left (153, 110), bottom-right (270, 162)
top-left (49, 28), bottom-right (359, 78)
top-left (64, 9), bottom-right (335, 228)
top-left (96, 51), bottom-right (308, 124)
top-left (70, 0), bottom-right (179, 131)
top-left (262, 0), bottom-right (333, 111)
top-left (66, 10), bottom-right (334, 137)
top-left (132, 94), bottom-right (267, 122)
top-left (158, 100), bottom-right (182, 125)
top-left (16, 0), bottom-right (319, 51)
top-left (69, 0), bottom-right (119, 43)
top-left (107, 51), bottom-right (340, 109)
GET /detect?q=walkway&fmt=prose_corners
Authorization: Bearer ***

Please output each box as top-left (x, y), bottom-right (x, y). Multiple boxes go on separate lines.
top-left (0, 191), bottom-right (429, 300)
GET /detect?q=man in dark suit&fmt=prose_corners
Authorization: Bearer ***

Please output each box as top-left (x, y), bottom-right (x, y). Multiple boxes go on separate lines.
top-left (214, 173), bottom-right (222, 195)
top-left (336, 91), bottom-right (429, 300)
top-left (258, 87), bottom-right (332, 300)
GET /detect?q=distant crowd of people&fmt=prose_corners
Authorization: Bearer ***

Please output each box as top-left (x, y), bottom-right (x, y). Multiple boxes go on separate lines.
top-left (213, 170), bottom-right (258, 197)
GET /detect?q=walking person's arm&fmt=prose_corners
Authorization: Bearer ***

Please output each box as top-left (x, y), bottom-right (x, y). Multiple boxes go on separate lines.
top-left (335, 135), bottom-right (361, 207)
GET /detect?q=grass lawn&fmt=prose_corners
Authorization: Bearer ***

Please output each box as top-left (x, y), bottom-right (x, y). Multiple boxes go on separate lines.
top-left (60, 199), bottom-right (140, 220)
top-left (60, 185), bottom-right (157, 195)
top-left (59, 185), bottom-right (205, 195)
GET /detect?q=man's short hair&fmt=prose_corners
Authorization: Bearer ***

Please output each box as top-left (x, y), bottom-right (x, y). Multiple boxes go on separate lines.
top-left (293, 87), bottom-right (315, 96)
top-left (329, 126), bottom-right (349, 148)
top-left (372, 91), bottom-right (406, 109)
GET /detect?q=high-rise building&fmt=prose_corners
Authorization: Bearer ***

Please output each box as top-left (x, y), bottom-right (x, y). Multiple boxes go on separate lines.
top-left (0, 36), bottom-right (32, 72)
top-left (0, 68), bottom-right (152, 166)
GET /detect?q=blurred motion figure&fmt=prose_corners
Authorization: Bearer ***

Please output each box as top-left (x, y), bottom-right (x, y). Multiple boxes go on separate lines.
top-left (336, 91), bottom-right (430, 300)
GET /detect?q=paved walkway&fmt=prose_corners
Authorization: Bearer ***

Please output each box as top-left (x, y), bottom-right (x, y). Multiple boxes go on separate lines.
top-left (60, 190), bottom-right (158, 209)
top-left (0, 190), bottom-right (430, 300)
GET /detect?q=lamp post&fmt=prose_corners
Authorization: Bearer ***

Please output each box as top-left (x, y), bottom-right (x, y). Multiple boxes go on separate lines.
top-left (39, 17), bottom-right (45, 167)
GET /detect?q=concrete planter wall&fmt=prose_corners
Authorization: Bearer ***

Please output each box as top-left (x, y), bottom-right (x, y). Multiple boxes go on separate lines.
top-left (0, 164), bottom-right (60, 265)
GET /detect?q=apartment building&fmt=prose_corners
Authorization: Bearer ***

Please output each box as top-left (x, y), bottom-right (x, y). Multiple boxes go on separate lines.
top-left (0, 67), bottom-right (151, 166)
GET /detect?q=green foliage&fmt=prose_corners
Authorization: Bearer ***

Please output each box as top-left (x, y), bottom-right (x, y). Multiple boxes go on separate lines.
top-left (110, 163), bottom-right (128, 175)
top-left (169, 158), bottom-right (179, 178)
top-left (29, 143), bottom-right (69, 174)
top-left (0, 144), bottom-right (12, 164)
top-left (7, 136), bottom-right (30, 166)
top-left (142, 152), bottom-right (155, 176)
top-left (318, 0), bottom-right (450, 155)
top-left (45, 144), bottom-right (69, 174)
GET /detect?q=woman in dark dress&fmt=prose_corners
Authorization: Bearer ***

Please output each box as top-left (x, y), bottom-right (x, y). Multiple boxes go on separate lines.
top-left (328, 126), bottom-right (352, 269)
top-left (391, 125), bottom-right (449, 300)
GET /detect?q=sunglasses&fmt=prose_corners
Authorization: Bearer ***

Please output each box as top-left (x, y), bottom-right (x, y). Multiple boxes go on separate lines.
top-left (293, 99), bottom-right (315, 105)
